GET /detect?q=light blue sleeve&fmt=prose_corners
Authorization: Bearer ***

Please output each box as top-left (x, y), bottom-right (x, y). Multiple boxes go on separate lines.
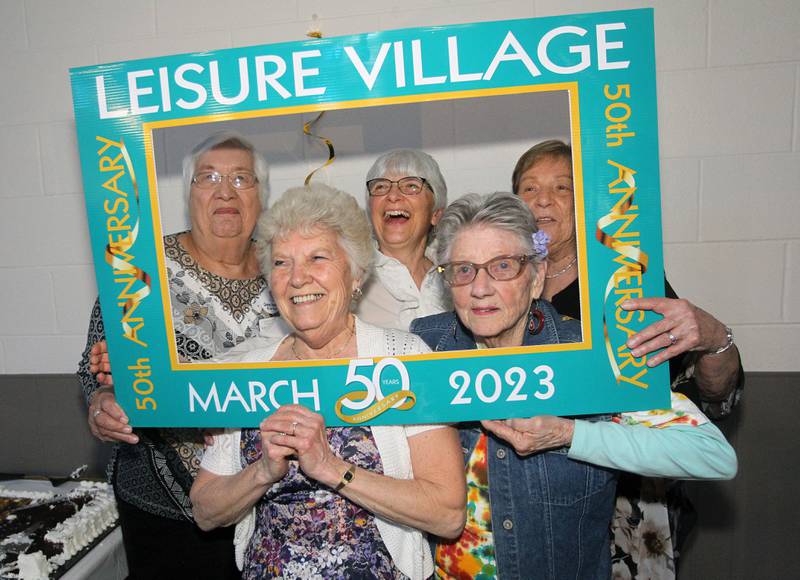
top-left (567, 420), bottom-right (737, 480)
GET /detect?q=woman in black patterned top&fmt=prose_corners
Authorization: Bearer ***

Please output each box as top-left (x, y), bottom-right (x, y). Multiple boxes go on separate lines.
top-left (511, 140), bottom-right (743, 578)
top-left (77, 132), bottom-right (278, 579)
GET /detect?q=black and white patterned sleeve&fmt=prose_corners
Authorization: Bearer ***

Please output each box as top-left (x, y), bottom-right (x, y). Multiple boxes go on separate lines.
top-left (77, 297), bottom-right (106, 406)
top-left (700, 357), bottom-right (744, 420)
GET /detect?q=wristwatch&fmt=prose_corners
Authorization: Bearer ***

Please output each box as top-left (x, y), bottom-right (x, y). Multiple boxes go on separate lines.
top-left (334, 464), bottom-right (356, 491)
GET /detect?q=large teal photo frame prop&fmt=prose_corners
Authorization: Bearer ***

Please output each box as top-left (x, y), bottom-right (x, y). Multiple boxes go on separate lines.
top-left (70, 8), bottom-right (669, 427)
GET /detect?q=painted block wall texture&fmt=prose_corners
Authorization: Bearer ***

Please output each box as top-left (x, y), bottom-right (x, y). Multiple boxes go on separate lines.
top-left (0, 0), bottom-right (797, 372)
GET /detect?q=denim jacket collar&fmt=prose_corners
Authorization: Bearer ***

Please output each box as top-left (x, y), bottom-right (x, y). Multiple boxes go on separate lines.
top-left (414, 299), bottom-right (580, 353)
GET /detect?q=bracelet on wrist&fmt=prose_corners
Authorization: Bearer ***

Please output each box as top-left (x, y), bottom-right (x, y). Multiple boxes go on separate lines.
top-left (705, 326), bottom-right (734, 356)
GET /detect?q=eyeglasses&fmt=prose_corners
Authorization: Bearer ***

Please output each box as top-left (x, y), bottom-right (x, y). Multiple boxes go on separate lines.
top-left (366, 176), bottom-right (429, 197)
top-left (437, 254), bottom-right (536, 287)
top-left (191, 170), bottom-right (258, 190)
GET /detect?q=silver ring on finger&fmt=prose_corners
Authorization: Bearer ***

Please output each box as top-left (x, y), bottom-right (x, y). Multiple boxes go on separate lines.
top-left (667, 333), bottom-right (678, 346)
top-left (290, 421), bottom-right (298, 437)
top-left (92, 408), bottom-right (103, 418)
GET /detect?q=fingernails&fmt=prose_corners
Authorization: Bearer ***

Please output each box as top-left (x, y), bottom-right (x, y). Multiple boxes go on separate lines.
top-left (621, 300), bottom-right (633, 309)
top-left (123, 426), bottom-right (132, 433)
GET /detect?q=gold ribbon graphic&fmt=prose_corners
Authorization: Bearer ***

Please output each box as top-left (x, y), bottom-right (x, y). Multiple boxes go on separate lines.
top-left (596, 163), bottom-right (649, 386)
top-left (335, 389), bottom-right (417, 424)
top-left (102, 138), bottom-right (152, 339)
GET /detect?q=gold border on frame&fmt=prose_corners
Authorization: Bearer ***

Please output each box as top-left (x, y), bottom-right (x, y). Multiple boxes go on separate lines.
top-left (141, 82), bottom-right (591, 370)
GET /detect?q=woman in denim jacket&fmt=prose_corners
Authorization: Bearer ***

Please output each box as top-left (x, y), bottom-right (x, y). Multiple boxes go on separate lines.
top-left (410, 192), bottom-right (737, 579)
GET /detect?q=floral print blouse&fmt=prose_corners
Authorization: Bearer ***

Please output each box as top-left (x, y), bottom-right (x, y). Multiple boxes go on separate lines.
top-left (240, 426), bottom-right (406, 580)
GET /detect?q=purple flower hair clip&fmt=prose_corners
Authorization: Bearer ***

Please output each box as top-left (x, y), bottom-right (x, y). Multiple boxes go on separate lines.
top-left (532, 230), bottom-right (550, 259)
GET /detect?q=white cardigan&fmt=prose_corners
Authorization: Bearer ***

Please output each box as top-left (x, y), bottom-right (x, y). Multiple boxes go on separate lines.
top-left (201, 318), bottom-right (440, 579)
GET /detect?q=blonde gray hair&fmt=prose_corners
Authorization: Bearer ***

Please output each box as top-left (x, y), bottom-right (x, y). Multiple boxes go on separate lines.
top-left (256, 183), bottom-right (374, 285)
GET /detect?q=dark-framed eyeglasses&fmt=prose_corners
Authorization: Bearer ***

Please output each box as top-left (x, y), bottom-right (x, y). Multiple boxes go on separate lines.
top-left (437, 254), bottom-right (536, 287)
top-left (191, 170), bottom-right (258, 190)
top-left (366, 176), bottom-right (429, 197)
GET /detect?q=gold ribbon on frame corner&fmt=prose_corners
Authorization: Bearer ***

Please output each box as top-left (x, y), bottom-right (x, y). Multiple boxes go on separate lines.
top-left (103, 138), bottom-right (152, 336)
top-left (595, 164), bottom-right (649, 386)
top-left (334, 389), bottom-right (417, 424)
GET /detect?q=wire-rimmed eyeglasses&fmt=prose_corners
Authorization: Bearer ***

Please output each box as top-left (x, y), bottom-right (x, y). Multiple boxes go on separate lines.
top-left (191, 170), bottom-right (258, 190)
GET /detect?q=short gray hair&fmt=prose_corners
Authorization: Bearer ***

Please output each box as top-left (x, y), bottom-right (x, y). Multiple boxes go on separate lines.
top-left (182, 131), bottom-right (270, 207)
top-left (256, 183), bottom-right (374, 285)
top-left (435, 192), bottom-right (541, 265)
top-left (365, 148), bottom-right (447, 212)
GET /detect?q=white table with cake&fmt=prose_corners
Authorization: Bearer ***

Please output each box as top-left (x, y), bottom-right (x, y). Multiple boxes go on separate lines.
top-left (0, 479), bottom-right (127, 580)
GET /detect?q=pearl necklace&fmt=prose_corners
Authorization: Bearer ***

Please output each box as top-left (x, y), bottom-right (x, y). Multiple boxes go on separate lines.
top-left (545, 255), bottom-right (578, 279)
top-left (291, 323), bottom-right (355, 360)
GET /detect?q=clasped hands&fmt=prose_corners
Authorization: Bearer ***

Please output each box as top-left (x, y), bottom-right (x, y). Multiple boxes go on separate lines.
top-left (255, 405), bottom-right (345, 488)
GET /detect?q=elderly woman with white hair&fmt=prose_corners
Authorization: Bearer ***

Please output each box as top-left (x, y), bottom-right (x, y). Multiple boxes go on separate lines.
top-left (77, 132), bottom-right (279, 578)
top-left (356, 148), bottom-right (451, 330)
top-left (410, 192), bottom-right (736, 579)
top-left (190, 183), bottom-right (466, 580)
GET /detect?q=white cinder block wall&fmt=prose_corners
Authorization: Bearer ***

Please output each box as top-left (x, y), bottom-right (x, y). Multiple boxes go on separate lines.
top-left (0, 0), bottom-right (797, 373)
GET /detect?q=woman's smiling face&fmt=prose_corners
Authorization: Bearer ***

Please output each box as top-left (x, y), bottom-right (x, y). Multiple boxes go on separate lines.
top-left (368, 171), bottom-right (441, 254)
top-left (269, 227), bottom-right (356, 337)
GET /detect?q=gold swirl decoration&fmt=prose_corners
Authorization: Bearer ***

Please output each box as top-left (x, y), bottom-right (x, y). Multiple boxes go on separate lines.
top-left (595, 163), bottom-right (649, 386)
top-left (334, 389), bottom-right (417, 424)
top-left (103, 139), bottom-right (152, 338)
top-left (300, 24), bottom-right (336, 184)
top-left (303, 111), bottom-right (336, 185)
top-left (306, 14), bottom-right (322, 39)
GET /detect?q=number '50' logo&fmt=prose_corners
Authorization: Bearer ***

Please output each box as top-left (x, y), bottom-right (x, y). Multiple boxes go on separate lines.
top-left (342, 358), bottom-right (411, 411)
